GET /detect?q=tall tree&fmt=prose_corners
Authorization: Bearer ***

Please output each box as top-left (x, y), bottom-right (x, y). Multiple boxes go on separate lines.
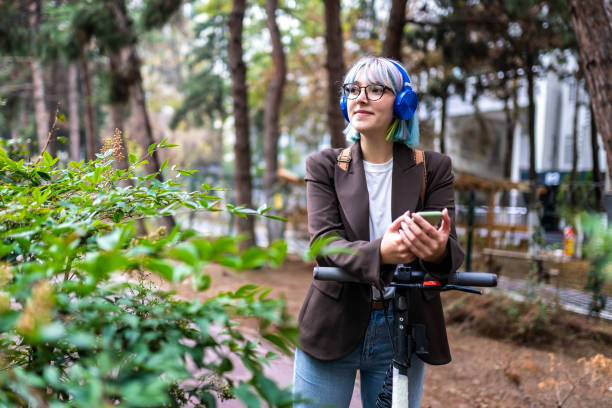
top-left (228, 0), bottom-right (255, 246)
top-left (381, 0), bottom-right (408, 61)
top-left (79, 57), bottom-right (97, 161)
top-left (568, 0), bottom-right (612, 189)
top-left (29, 0), bottom-right (49, 154)
top-left (68, 62), bottom-right (80, 161)
top-left (264, 0), bottom-right (287, 243)
top-left (324, 0), bottom-right (346, 148)
top-left (590, 104), bottom-right (604, 211)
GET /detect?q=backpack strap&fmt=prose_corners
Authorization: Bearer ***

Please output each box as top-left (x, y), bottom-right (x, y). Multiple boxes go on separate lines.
top-left (337, 145), bottom-right (427, 206)
top-left (336, 145), bottom-right (352, 171)
top-left (414, 149), bottom-right (427, 206)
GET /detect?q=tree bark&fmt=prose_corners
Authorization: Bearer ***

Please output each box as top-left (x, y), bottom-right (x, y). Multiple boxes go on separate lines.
top-left (590, 103), bottom-right (604, 211)
top-left (108, 50), bottom-right (131, 171)
top-left (229, 0), bottom-right (255, 246)
top-left (29, 0), bottom-right (49, 156)
top-left (31, 59), bottom-right (48, 155)
top-left (569, 0), bottom-right (612, 189)
top-left (108, 0), bottom-right (175, 230)
top-left (80, 58), bottom-right (97, 161)
top-left (439, 92), bottom-right (447, 154)
top-left (526, 55), bottom-right (537, 204)
top-left (324, 0), bottom-right (346, 148)
top-left (570, 80), bottom-right (580, 208)
top-left (502, 83), bottom-right (519, 180)
top-left (381, 0), bottom-right (408, 61)
top-left (264, 0), bottom-right (287, 243)
top-left (68, 63), bottom-right (80, 161)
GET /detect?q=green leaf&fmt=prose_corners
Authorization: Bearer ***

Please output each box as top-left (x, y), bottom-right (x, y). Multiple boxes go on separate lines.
top-left (160, 158), bottom-right (169, 171)
top-left (43, 151), bottom-right (53, 165)
top-left (39, 322), bottom-right (67, 342)
top-left (169, 243), bottom-right (199, 266)
top-left (234, 383), bottom-right (260, 408)
top-left (146, 259), bottom-right (174, 281)
top-left (129, 153), bottom-right (137, 163)
top-left (57, 113), bottom-right (66, 122)
top-left (147, 143), bottom-right (156, 156)
top-left (68, 331), bottom-right (97, 349)
top-left (193, 272), bottom-right (211, 291)
top-left (36, 171), bottom-right (51, 181)
top-left (240, 248), bottom-right (269, 269)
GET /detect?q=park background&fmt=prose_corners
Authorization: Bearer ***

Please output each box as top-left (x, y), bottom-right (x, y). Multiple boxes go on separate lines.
top-left (1, 0), bottom-right (611, 407)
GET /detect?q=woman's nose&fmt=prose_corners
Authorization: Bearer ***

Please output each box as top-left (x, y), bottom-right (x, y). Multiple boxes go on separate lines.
top-left (355, 87), bottom-right (369, 103)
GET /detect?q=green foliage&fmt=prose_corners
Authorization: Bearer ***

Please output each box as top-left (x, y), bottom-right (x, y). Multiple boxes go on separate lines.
top-left (581, 213), bottom-right (611, 317)
top-left (0, 143), bottom-right (295, 406)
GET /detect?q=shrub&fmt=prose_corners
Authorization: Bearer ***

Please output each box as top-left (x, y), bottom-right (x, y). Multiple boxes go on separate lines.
top-left (0, 141), bottom-right (295, 407)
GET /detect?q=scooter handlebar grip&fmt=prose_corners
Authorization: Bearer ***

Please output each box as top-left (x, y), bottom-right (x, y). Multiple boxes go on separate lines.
top-left (449, 272), bottom-right (497, 287)
top-left (313, 267), bottom-right (361, 283)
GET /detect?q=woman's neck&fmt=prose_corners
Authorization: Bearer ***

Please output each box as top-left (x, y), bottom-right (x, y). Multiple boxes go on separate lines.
top-left (360, 135), bottom-right (393, 164)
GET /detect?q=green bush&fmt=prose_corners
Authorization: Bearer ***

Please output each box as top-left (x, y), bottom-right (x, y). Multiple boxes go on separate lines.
top-left (581, 213), bottom-right (612, 317)
top-left (0, 142), bottom-right (295, 407)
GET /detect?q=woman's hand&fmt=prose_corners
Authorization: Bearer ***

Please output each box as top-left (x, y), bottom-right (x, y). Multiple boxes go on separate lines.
top-left (380, 211), bottom-right (418, 264)
top-left (400, 208), bottom-right (451, 263)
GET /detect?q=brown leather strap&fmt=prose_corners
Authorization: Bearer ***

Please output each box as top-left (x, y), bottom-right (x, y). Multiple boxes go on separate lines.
top-left (336, 146), bottom-right (352, 171)
top-left (371, 299), bottom-right (386, 310)
top-left (337, 145), bottom-right (427, 206)
top-left (414, 149), bottom-right (427, 206)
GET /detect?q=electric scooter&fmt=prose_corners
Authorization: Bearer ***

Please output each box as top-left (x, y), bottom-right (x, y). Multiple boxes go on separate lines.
top-left (313, 265), bottom-right (497, 408)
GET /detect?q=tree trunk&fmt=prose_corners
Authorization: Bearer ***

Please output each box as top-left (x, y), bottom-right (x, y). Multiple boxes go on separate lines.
top-left (108, 0), bottom-right (175, 230)
top-left (108, 50), bottom-right (131, 171)
top-left (264, 0), bottom-right (287, 243)
top-left (80, 58), bottom-right (97, 161)
top-left (439, 92), bottom-right (447, 154)
top-left (590, 103), bottom-right (604, 211)
top-left (31, 59), bottom-right (48, 155)
top-left (569, 0), bottom-right (612, 189)
top-left (502, 83), bottom-right (519, 180)
top-left (526, 56), bottom-right (537, 203)
top-left (324, 0), bottom-right (346, 148)
top-left (29, 0), bottom-right (49, 156)
top-left (229, 0), bottom-right (255, 247)
top-left (68, 63), bottom-right (80, 161)
top-left (381, 0), bottom-right (408, 61)
top-left (570, 80), bottom-right (580, 208)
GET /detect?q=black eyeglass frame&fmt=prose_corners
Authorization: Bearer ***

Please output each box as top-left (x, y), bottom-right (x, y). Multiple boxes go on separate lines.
top-left (342, 83), bottom-right (393, 101)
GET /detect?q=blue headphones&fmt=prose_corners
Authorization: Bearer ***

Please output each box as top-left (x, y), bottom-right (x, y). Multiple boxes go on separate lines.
top-left (340, 60), bottom-right (418, 122)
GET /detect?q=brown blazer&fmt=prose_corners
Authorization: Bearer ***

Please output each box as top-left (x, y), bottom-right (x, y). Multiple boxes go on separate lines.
top-left (298, 141), bottom-right (464, 365)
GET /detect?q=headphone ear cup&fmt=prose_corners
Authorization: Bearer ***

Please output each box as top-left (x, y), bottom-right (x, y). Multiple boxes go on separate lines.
top-left (340, 95), bottom-right (350, 122)
top-left (394, 87), bottom-right (418, 120)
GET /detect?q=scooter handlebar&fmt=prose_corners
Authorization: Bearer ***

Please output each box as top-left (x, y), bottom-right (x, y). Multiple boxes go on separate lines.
top-left (449, 272), bottom-right (497, 287)
top-left (313, 266), bottom-right (362, 283)
top-left (313, 267), bottom-right (497, 287)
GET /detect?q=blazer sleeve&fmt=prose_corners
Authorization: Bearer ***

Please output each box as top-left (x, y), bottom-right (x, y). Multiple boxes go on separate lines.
top-left (418, 152), bottom-right (465, 279)
top-left (305, 151), bottom-right (394, 289)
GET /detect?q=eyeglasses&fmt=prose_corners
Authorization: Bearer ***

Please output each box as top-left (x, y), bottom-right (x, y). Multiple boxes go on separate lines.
top-left (342, 83), bottom-right (392, 101)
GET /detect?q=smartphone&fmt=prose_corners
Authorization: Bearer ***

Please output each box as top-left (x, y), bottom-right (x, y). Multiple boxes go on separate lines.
top-left (414, 211), bottom-right (443, 226)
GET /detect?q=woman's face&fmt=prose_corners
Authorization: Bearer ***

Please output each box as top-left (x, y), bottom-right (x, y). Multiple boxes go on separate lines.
top-left (347, 70), bottom-right (395, 139)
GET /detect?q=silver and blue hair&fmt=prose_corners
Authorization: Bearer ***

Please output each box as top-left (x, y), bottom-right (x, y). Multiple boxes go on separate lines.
top-left (342, 56), bottom-right (419, 147)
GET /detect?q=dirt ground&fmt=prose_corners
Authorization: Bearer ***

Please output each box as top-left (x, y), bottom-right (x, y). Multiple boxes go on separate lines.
top-left (168, 255), bottom-right (612, 408)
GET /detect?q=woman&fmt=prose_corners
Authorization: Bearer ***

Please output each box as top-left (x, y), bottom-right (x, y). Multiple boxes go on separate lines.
top-left (293, 57), bottom-right (464, 408)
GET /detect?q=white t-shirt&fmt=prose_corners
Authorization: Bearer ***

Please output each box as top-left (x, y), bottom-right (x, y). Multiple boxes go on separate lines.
top-left (363, 158), bottom-right (395, 300)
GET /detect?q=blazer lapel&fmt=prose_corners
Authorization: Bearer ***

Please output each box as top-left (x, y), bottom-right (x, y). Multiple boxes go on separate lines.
top-left (392, 143), bottom-right (424, 220)
top-left (334, 142), bottom-right (370, 241)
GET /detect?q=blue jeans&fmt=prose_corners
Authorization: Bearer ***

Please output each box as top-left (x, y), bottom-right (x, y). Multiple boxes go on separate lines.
top-left (293, 307), bottom-right (425, 408)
